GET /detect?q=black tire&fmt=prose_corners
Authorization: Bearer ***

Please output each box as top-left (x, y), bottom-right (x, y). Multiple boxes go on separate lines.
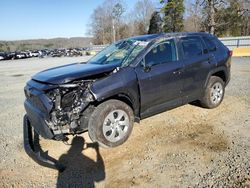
top-left (88, 99), bottom-right (134, 148)
top-left (200, 76), bottom-right (225, 109)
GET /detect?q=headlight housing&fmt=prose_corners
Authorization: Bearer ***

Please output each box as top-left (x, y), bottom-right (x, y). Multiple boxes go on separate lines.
top-left (46, 80), bottom-right (94, 110)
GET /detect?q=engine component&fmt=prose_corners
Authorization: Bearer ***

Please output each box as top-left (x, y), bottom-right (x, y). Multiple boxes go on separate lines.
top-left (46, 80), bottom-right (94, 137)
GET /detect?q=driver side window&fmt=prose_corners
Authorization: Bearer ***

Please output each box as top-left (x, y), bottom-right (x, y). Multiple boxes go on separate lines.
top-left (145, 39), bottom-right (177, 66)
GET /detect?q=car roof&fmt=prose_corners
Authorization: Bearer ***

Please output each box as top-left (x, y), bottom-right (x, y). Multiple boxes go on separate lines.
top-left (127, 32), bottom-right (213, 42)
top-left (128, 34), bottom-right (163, 41)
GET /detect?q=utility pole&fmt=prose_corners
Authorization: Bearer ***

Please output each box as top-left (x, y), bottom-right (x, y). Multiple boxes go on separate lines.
top-left (112, 3), bottom-right (124, 43)
top-left (112, 17), bottom-right (116, 43)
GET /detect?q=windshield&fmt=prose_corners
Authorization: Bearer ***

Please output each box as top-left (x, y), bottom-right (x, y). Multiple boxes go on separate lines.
top-left (87, 39), bottom-right (148, 67)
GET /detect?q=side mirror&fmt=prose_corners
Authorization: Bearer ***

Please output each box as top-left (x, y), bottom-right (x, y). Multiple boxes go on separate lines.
top-left (203, 49), bottom-right (209, 54)
top-left (144, 64), bottom-right (152, 72)
top-left (140, 59), bottom-right (152, 72)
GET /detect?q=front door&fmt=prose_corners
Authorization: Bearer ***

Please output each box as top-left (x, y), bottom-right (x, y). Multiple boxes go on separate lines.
top-left (135, 39), bottom-right (183, 118)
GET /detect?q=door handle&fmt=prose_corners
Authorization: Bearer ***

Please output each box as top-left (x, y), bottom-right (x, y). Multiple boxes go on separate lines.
top-left (208, 55), bottom-right (215, 62)
top-left (207, 60), bottom-right (212, 64)
top-left (173, 68), bottom-right (182, 75)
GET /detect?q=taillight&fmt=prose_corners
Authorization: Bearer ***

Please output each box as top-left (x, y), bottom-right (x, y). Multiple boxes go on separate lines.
top-left (227, 50), bottom-right (232, 67)
top-left (228, 50), bottom-right (233, 57)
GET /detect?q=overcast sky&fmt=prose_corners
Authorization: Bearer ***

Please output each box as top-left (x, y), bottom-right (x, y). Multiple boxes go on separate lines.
top-left (1, 0), bottom-right (162, 40)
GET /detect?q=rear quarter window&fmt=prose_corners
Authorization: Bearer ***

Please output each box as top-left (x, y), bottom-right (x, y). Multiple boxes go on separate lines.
top-left (213, 38), bottom-right (228, 51)
top-left (203, 36), bottom-right (217, 52)
top-left (205, 36), bottom-right (229, 55)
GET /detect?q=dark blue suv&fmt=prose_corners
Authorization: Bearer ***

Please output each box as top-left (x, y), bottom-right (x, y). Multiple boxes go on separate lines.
top-left (23, 32), bottom-right (231, 169)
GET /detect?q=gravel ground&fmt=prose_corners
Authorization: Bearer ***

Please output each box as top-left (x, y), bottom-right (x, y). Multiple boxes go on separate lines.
top-left (0, 57), bottom-right (249, 188)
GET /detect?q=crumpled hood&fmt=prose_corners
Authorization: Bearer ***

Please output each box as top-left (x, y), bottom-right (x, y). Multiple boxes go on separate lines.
top-left (32, 62), bottom-right (118, 84)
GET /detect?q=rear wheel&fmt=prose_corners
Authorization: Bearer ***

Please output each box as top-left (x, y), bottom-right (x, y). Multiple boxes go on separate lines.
top-left (88, 99), bottom-right (134, 148)
top-left (200, 76), bottom-right (225, 109)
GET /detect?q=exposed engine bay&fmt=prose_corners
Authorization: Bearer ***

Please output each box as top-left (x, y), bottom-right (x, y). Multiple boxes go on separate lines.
top-left (46, 80), bottom-right (95, 140)
top-left (24, 79), bottom-right (98, 141)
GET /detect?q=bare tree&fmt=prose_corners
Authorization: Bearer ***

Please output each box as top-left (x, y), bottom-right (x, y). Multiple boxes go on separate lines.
top-left (184, 0), bottom-right (203, 32)
top-left (89, 0), bottom-right (157, 44)
top-left (89, 6), bottom-right (107, 44)
top-left (89, 0), bottom-right (126, 44)
top-left (131, 0), bottom-right (155, 35)
top-left (239, 0), bottom-right (250, 35)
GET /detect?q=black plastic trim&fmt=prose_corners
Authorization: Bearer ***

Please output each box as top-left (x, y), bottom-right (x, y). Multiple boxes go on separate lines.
top-left (23, 115), bottom-right (65, 172)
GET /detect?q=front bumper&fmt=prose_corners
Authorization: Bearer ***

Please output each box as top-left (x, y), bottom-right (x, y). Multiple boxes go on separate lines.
top-left (23, 115), bottom-right (64, 171)
top-left (24, 100), bottom-right (54, 139)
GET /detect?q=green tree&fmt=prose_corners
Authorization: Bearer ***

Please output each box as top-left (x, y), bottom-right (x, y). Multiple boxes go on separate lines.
top-left (44, 43), bottom-right (54, 49)
top-left (160, 0), bottom-right (185, 32)
top-left (216, 0), bottom-right (249, 36)
top-left (200, 0), bottom-right (249, 36)
top-left (0, 43), bottom-right (4, 52)
top-left (148, 11), bottom-right (162, 34)
top-left (0, 42), bottom-right (10, 52)
top-left (200, 0), bottom-right (227, 35)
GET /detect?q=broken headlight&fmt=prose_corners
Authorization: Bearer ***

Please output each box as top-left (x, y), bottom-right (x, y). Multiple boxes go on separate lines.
top-left (46, 80), bottom-right (94, 110)
top-left (61, 90), bottom-right (77, 108)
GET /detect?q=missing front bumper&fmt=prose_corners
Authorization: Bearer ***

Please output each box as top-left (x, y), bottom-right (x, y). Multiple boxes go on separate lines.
top-left (23, 115), bottom-right (65, 171)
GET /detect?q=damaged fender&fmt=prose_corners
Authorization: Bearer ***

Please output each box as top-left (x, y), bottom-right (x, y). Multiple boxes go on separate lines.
top-left (90, 67), bottom-right (140, 118)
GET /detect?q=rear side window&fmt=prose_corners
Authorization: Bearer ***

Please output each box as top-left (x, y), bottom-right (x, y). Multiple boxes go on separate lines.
top-left (181, 37), bottom-right (203, 58)
top-left (203, 36), bottom-right (217, 52)
top-left (213, 37), bottom-right (228, 51)
top-left (145, 39), bottom-right (177, 66)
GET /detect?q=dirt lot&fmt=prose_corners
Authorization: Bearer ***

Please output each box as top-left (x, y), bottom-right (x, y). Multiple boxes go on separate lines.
top-left (0, 57), bottom-right (249, 188)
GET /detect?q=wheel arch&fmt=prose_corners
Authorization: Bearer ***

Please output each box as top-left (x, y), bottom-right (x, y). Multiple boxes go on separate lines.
top-left (204, 67), bottom-right (228, 88)
top-left (212, 70), bottom-right (226, 83)
top-left (91, 93), bottom-right (140, 123)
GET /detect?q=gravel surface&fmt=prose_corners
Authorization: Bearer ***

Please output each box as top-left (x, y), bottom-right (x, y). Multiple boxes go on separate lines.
top-left (0, 57), bottom-right (249, 188)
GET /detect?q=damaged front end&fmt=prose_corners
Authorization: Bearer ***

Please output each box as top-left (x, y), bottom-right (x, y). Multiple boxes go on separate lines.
top-left (24, 79), bottom-right (95, 141)
top-left (23, 79), bottom-right (96, 170)
top-left (46, 81), bottom-right (95, 140)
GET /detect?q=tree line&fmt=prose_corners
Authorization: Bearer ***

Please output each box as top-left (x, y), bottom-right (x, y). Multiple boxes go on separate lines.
top-left (0, 37), bottom-right (92, 52)
top-left (89, 0), bottom-right (250, 44)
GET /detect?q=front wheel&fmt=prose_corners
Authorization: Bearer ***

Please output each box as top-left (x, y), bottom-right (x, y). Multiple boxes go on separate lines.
top-left (200, 76), bottom-right (225, 109)
top-left (88, 99), bottom-right (134, 148)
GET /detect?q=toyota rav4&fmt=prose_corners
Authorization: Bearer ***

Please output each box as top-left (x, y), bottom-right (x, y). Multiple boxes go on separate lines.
top-left (23, 32), bottom-right (231, 169)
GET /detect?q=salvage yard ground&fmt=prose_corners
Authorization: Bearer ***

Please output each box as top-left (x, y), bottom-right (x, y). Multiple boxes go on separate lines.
top-left (0, 57), bottom-right (249, 187)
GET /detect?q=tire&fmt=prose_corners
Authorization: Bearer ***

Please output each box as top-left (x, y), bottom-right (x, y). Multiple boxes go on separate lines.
top-left (200, 76), bottom-right (225, 109)
top-left (88, 99), bottom-right (134, 148)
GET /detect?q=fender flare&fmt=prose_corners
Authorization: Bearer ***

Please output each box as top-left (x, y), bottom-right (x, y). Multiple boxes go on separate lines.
top-left (90, 89), bottom-right (140, 120)
top-left (204, 66), bottom-right (228, 88)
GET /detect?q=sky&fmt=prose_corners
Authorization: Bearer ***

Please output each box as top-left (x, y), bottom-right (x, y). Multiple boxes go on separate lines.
top-left (0, 0), bottom-right (160, 41)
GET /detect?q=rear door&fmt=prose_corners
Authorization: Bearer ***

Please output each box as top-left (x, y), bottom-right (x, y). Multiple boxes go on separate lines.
top-left (179, 36), bottom-right (213, 103)
top-left (135, 39), bottom-right (183, 118)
